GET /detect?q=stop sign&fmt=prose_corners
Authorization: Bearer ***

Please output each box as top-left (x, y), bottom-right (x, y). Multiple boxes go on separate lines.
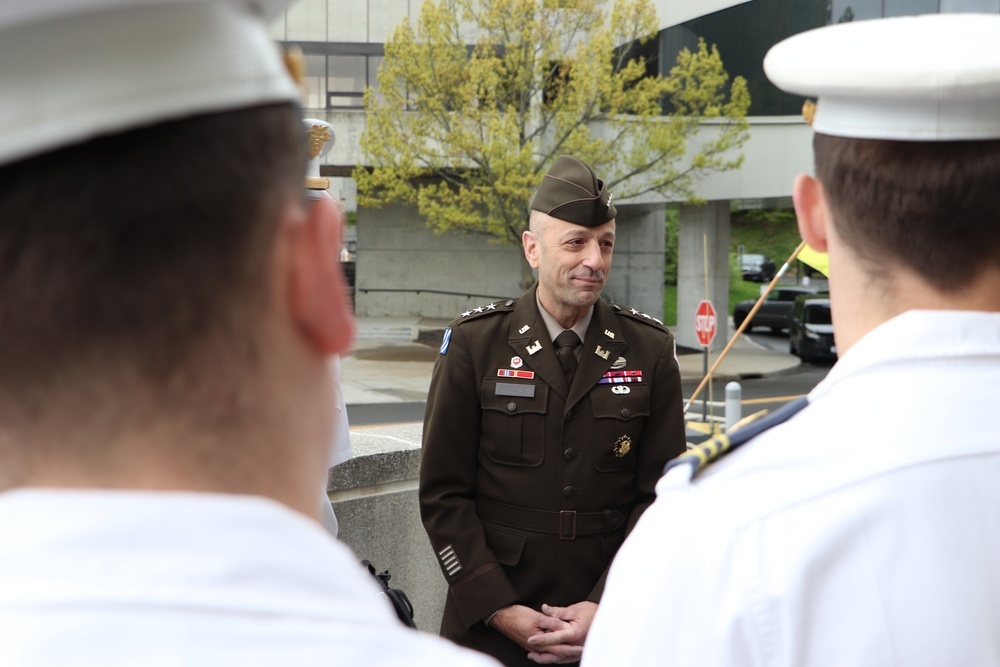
top-left (695, 300), bottom-right (717, 347)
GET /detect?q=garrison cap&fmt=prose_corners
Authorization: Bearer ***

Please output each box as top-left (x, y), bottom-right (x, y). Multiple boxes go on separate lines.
top-left (764, 13), bottom-right (1000, 142)
top-left (304, 118), bottom-right (336, 199)
top-left (530, 155), bottom-right (616, 227)
top-left (0, 0), bottom-right (301, 169)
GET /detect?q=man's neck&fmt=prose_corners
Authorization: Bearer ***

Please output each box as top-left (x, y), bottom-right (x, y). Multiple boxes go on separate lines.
top-left (831, 261), bottom-right (1000, 355)
top-left (536, 290), bottom-right (592, 330)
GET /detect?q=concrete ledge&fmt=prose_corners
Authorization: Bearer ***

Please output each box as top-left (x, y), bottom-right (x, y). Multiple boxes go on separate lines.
top-left (329, 423), bottom-right (447, 634)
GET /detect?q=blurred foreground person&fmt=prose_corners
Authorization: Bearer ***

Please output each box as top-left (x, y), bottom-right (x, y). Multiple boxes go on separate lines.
top-left (0, 2), bottom-right (499, 665)
top-left (584, 13), bottom-right (1000, 667)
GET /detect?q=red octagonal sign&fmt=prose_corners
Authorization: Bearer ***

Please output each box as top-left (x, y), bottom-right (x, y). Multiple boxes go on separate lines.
top-left (695, 299), bottom-right (717, 347)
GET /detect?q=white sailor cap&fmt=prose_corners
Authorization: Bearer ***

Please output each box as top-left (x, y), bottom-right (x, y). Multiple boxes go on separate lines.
top-left (763, 13), bottom-right (1000, 141)
top-left (0, 0), bottom-right (300, 168)
top-left (303, 118), bottom-right (336, 198)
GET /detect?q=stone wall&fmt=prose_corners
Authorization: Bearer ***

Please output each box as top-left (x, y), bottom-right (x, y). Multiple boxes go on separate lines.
top-left (330, 423), bottom-right (447, 634)
top-left (355, 202), bottom-right (668, 320)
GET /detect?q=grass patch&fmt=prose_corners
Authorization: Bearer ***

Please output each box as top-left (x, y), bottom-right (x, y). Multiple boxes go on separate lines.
top-left (662, 208), bottom-right (805, 326)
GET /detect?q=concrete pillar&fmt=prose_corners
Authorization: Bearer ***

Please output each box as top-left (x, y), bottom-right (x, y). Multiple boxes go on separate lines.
top-left (676, 200), bottom-right (731, 352)
top-left (604, 202), bottom-right (667, 319)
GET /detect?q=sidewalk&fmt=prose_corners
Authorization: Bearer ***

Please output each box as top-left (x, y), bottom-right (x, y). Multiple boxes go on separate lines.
top-left (340, 316), bottom-right (800, 406)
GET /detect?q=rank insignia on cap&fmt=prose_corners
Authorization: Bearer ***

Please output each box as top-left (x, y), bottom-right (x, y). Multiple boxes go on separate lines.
top-left (510, 356), bottom-right (523, 369)
top-left (611, 356), bottom-right (627, 370)
top-left (613, 435), bottom-right (632, 458)
top-left (303, 119), bottom-right (335, 193)
top-left (439, 328), bottom-right (452, 355)
top-left (526, 340), bottom-right (543, 355)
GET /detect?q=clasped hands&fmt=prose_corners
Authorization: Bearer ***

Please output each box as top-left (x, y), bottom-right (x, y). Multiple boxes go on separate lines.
top-left (488, 601), bottom-right (598, 664)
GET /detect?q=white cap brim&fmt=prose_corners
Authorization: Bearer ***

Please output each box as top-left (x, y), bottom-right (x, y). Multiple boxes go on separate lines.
top-left (0, 0), bottom-right (300, 167)
top-left (764, 13), bottom-right (1000, 141)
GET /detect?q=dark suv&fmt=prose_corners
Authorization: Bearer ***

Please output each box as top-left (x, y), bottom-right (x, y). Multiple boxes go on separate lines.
top-left (789, 295), bottom-right (836, 362)
top-left (733, 286), bottom-right (821, 332)
top-left (740, 253), bottom-right (776, 282)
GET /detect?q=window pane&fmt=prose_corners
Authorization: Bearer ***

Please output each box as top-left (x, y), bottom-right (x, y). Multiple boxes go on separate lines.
top-left (885, 0), bottom-right (939, 16)
top-left (303, 54), bottom-right (327, 111)
top-left (328, 94), bottom-right (365, 109)
top-left (367, 55), bottom-right (384, 91)
top-left (831, 0), bottom-right (882, 22)
top-left (941, 0), bottom-right (1000, 11)
top-left (328, 55), bottom-right (367, 94)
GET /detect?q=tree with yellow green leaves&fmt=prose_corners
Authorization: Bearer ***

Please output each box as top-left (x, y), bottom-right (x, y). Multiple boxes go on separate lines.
top-left (355, 0), bottom-right (750, 280)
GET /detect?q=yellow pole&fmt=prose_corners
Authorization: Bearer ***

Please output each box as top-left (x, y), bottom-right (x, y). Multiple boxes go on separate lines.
top-left (684, 239), bottom-right (808, 415)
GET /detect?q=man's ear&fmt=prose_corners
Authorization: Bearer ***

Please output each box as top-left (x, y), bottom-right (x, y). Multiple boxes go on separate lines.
top-left (792, 174), bottom-right (830, 253)
top-left (287, 195), bottom-right (355, 356)
top-left (522, 229), bottom-right (541, 270)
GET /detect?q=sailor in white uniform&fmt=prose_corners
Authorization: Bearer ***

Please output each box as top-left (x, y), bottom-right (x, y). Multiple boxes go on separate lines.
top-left (583, 13), bottom-right (1000, 667)
top-left (0, 2), bottom-right (500, 665)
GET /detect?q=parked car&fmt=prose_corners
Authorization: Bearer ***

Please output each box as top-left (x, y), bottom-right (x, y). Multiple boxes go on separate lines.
top-left (740, 253), bottom-right (776, 282)
top-left (789, 295), bottom-right (836, 362)
top-left (733, 286), bottom-right (821, 332)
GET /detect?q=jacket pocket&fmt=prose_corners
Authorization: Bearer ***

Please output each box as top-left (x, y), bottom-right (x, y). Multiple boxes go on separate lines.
top-left (483, 522), bottom-right (526, 567)
top-left (480, 379), bottom-right (548, 467)
top-left (590, 384), bottom-right (650, 472)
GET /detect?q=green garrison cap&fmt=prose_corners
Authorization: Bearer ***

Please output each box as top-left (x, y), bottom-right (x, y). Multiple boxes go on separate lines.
top-left (530, 155), bottom-right (616, 228)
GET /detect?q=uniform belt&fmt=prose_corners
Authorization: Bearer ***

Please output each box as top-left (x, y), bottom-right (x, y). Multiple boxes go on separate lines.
top-left (476, 497), bottom-right (628, 540)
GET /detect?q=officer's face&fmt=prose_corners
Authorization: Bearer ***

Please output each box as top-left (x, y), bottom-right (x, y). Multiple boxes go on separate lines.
top-left (524, 215), bottom-right (615, 315)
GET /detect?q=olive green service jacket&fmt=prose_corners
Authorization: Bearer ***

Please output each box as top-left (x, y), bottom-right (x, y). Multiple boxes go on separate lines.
top-left (419, 284), bottom-right (687, 666)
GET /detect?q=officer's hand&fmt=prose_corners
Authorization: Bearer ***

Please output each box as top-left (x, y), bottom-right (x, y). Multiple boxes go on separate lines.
top-left (525, 601), bottom-right (599, 664)
top-left (488, 604), bottom-right (569, 653)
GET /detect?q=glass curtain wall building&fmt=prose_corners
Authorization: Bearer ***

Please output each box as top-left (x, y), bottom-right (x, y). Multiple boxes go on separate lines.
top-left (655, 0), bottom-right (1000, 116)
top-left (286, 0), bottom-right (1000, 116)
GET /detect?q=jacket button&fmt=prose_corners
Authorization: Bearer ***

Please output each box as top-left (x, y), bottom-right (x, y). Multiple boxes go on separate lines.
top-left (563, 448), bottom-right (575, 460)
top-left (562, 486), bottom-right (575, 497)
top-left (621, 408), bottom-right (631, 418)
top-left (507, 402), bottom-right (517, 411)
top-left (564, 411), bottom-right (574, 422)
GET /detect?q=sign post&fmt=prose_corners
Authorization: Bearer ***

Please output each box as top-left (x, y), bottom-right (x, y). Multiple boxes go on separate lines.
top-left (694, 300), bottom-right (717, 422)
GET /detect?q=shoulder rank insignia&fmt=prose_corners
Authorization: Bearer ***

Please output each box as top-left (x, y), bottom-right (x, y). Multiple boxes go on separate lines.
top-left (664, 397), bottom-right (809, 481)
top-left (611, 303), bottom-right (666, 329)
top-left (455, 298), bottom-right (515, 324)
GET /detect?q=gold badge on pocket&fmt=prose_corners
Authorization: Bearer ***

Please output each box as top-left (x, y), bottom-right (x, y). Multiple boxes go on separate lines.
top-left (613, 435), bottom-right (632, 458)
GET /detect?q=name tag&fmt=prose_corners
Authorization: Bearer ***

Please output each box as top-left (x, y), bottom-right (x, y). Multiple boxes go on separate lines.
top-left (495, 382), bottom-right (535, 398)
